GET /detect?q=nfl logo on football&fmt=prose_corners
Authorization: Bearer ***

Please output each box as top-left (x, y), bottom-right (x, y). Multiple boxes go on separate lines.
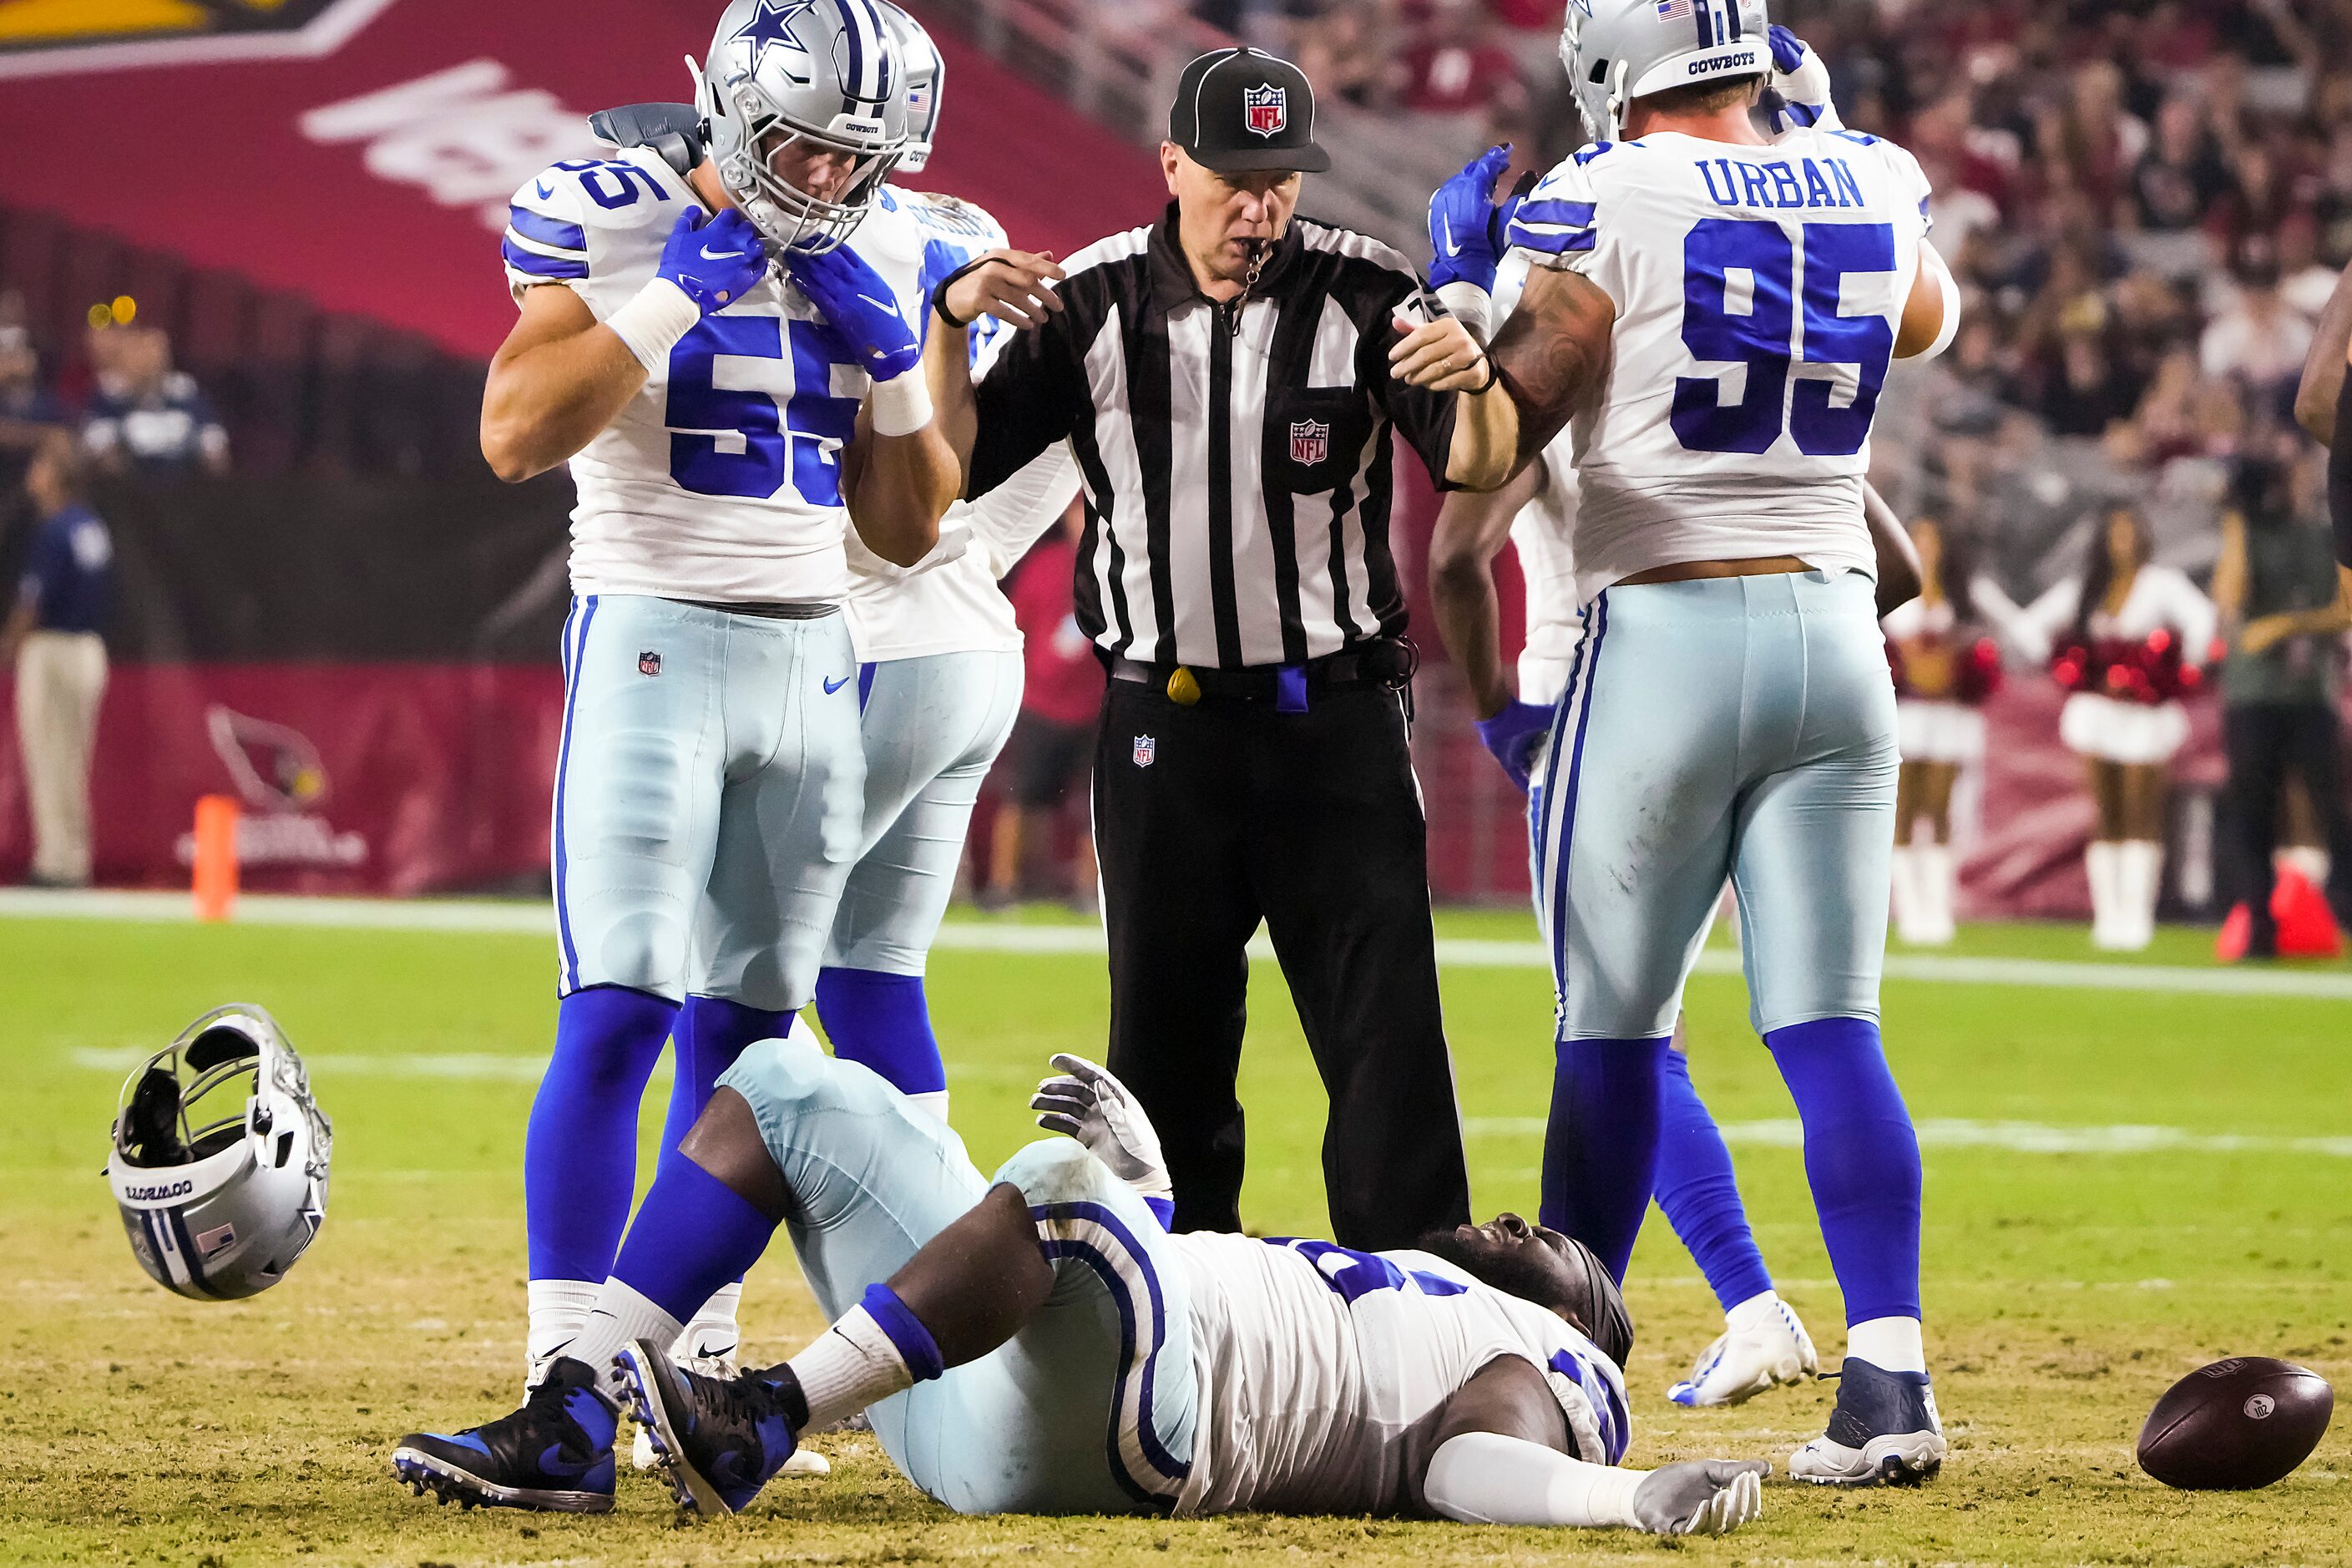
top-left (1290, 419), bottom-right (1329, 466)
top-left (1132, 734), bottom-right (1156, 768)
top-left (1244, 83), bottom-right (1286, 137)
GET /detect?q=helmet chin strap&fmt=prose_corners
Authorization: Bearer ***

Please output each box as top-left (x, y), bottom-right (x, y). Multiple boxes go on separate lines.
top-left (1605, 57), bottom-right (1631, 139)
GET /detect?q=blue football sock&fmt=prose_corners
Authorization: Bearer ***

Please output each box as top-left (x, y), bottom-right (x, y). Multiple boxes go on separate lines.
top-left (665, 997), bottom-right (792, 1154)
top-left (1654, 1049), bottom-right (1777, 1312)
top-left (814, 967), bottom-right (947, 1096)
top-left (610, 1149), bottom-right (779, 1326)
top-left (1540, 1034), bottom-right (1669, 1282)
top-left (1764, 1015), bottom-right (1923, 1325)
top-left (525, 986), bottom-right (677, 1283)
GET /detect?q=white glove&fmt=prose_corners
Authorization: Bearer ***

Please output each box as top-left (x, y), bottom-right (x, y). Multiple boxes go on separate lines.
top-left (1030, 1053), bottom-right (1173, 1212)
top-left (1766, 26), bottom-right (1842, 138)
top-left (1631, 1459), bottom-right (1770, 1536)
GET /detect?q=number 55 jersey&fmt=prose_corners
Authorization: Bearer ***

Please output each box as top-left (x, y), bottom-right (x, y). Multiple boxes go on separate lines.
top-left (1506, 128), bottom-right (1931, 604)
top-left (502, 147), bottom-right (929, 604)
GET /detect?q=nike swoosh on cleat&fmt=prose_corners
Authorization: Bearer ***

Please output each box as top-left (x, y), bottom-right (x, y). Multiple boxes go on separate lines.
top-left (823, 675), bottom-right (852, 694)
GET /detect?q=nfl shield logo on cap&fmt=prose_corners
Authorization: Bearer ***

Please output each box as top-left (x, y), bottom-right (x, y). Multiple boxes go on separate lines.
top-left (1244, 83), bottom-right (1287, 137)
top-left (1133, 734), bottom-right (1156, 768)
top-left (1290, 419), bottom-right (1329, 465)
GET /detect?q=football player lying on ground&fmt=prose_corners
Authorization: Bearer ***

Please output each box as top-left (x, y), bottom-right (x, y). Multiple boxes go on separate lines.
top-left (394, 1029), bottom-right (1768, 1534)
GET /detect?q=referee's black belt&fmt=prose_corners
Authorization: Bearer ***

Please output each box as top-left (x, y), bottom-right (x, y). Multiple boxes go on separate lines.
top-left (1109, 639), bottom-right (1417, 711)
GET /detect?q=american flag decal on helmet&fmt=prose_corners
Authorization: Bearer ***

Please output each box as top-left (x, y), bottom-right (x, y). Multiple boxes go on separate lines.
top-left (1244, 83), bottom-right (1287, 137)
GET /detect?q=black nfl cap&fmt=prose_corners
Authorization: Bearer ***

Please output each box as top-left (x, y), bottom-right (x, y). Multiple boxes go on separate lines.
top-left (1169, 47), bottom-right (1330, 175)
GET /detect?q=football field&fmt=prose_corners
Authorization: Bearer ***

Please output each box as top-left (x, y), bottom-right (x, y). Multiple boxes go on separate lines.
top-left (3, 900), bottom-right (2347, 1565)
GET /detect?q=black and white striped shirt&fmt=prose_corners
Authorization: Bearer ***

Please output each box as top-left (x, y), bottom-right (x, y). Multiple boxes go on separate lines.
top-left (967, 204), bottom-right (1458, 670)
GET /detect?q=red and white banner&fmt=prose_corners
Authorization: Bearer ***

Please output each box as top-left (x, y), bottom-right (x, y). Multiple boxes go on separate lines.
top-left (0, 0), bottom-right (1163, 360)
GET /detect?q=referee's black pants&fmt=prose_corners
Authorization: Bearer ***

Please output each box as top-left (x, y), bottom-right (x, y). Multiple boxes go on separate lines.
top-left (1092, 677), bottom-right (1472, 1250)
top-left (2221, 699), bottom-right (2352, 939)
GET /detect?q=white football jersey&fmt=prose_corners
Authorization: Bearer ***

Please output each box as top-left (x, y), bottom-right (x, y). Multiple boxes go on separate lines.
top-left (1169, 1232), bottom-right (1629, 1519)
top-left (502, 149), bottom-right (928, 604)
top-left (842, 187), bottom-right (1080, 661)
top-left (1510, 447), bottom-right (1582, 705)
top-left (1509, 127), bottom-right (1934, 602)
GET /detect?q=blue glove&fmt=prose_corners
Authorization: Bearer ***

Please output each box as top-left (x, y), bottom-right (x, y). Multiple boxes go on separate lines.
top-left (1474, 700), bottom-right (1555, 792)
top-left (1428, 144), bottom-right (1516, 293)
top-left (783, 243), bottom-right (923, 382)
top-left (1767, 23), bottom-right (1806, 73)
top-left (657, 207), bottom-right (769, 314)
top-left (1764, 26), bottom-right (1835, 134)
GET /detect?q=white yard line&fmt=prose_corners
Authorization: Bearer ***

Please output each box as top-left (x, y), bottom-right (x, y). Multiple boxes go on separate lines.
top-left (1464, 1115), bottom-right (2352, 1157)
top-left (8, 888), bottom-right (2352, 999)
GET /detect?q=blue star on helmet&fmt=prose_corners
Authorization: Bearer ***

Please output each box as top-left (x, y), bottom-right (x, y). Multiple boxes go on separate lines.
top-left (734, 0), bottom-right (817, 80)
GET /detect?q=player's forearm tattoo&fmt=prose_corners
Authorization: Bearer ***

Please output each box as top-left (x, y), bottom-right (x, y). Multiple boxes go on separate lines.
top-left (1489, 268), bottom-right (1613, 468)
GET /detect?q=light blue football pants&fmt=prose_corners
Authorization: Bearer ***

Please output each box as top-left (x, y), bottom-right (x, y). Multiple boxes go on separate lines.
top-left (1533, 570), bottom-right (1897, 1039)
top-left (552, 594), bottom-right (864, 1011)
top-left (826, 650), bottom-right (1024, 974)
top-left (719, 1038), bottom-right (1197, 1514)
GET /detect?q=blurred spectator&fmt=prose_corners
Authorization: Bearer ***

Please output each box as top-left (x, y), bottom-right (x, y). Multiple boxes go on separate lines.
top-left (83, 326), bottom-right (229, 478)
top-left (984, 508), bottom-right (1103, 908)
top-left (2199, 240), bottom-right (2314, 398)
top-left (1395, 0), bottom-right (1523, 118)
top-left (2210, 442), bottom-right (2352, 956)
top-left (0, 320), bottom-right (69, 535)
top-left (3, 432), bottom-right (112, 888)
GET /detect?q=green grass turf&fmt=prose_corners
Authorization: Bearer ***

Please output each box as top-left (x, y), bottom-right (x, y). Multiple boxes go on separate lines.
top-left (3, 910), bottom-right (2347, 1565)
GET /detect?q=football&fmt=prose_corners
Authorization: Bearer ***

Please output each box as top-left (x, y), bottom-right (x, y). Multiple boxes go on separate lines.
top-left (2136, 1359), bottom-right (2334, 1490)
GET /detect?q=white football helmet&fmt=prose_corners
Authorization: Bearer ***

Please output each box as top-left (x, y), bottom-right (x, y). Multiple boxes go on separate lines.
top-left (107, 1004), bottom-right (331, 1301)
top-left (1559, 0), bottom-right (1770, 142)
top-left (882, 3), bottom-right (944, 175)
top-left (693, 0), bottom-right (910, 254)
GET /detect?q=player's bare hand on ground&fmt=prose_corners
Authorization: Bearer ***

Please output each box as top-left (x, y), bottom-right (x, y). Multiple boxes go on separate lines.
top-left (1031, 1053), bottom-right (1170, 1195)
top-left (943, 250), bottom-right (1066, 329)
top-left (1630, 1459), bottom-right (1769, 1536)
top-left (1389, 316), bottom-right (1490, 392)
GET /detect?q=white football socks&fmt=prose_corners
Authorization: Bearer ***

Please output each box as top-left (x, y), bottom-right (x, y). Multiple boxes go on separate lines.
top-left (566, 1279), bottom-right (684, 1409)
top-left (787, 1304), bottom-right (920, 1432)
top-left (675, 1281), bottom-right (742, 1364)
top-left (525, 1278), bottom-right (601, 1385)
top-left (1845, 1316), bottom-right (1927, 1375)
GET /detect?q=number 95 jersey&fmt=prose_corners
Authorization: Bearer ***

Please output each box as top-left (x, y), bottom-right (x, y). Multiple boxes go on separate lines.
top-left (1507, 127), bottom-right (1932, 604)
top-left (503, 148), bottom-right (928, 604)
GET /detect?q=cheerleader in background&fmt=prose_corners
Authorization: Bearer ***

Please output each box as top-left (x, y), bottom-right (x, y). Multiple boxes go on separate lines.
top-left (1882, 518), bottom-right (2006, 944)
top-left (2022, 505), bottom-right (2219, 950)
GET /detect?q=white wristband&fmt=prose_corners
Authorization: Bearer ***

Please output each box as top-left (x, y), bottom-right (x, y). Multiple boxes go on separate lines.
top-left (867, 370), bottom-right (934, 438)
top-left (604, 277), bottom-right (702, 375)
top-left (1436, 281), bottom-right (1494, 345)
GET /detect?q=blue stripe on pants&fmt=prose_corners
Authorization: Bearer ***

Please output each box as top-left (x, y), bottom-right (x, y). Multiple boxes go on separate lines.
top-left (1030, 1200), bottom-right (1190, 1505)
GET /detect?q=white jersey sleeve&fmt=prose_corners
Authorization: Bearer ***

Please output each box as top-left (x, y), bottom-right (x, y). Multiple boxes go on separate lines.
top-left (842, 187), bottom-right (1071, 661)
top-left (1171, 1235), bottom-right (1630, 1520)
top-left (501, 151), bottom-right (927, 605)
top-left (1506, 131), bottom-right (1935, 602)
top-left (1509, 453), bottom-right (1583, 706)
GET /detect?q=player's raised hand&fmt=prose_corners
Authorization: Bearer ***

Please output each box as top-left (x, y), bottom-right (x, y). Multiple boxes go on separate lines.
top-left (1428, 144), bottom-right (1520, 295)
top-left (937, 249), bottom-right (1066, 331)
top-left (1629, 1459), bottom-right (1768, 1536)
top-left (1765, 26), bottom-right (1838, 136)
top-left (783, 244), bottom-right (923, 382)
top-left (1389, 315), bottom-right (1493, 393)
top-left (1031, 1053), bottom-right (1171, 1205)
top-left (657, 208), bottom-right (770, 315)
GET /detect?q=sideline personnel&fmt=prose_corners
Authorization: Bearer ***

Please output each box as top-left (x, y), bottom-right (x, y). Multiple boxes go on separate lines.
top-left (924, 48), bottom-right (1515, 1247)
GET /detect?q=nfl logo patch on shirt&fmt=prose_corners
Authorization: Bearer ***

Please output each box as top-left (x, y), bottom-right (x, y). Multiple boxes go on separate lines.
top-left (1244, 83), bottom-right (1286, 137)
top-left (639, 650), bottom-right (662, 677)
top-left (1132, 734), bottom-right (1156, 768)
top-left (1290, 419), bottom-right (1329, 466)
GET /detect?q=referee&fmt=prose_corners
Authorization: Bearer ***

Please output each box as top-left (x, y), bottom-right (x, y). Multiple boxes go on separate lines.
top-left (919, 48), bottom-right (1517, 1247)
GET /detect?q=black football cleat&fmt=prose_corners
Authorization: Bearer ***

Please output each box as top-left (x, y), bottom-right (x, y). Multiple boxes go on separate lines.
top-left (1788, 1358), bottom-right (1947, 1486)
top-left (618, 1338), bottom-right (806, 1515)
top-left (391, 1356), bottom-right (617, 1512)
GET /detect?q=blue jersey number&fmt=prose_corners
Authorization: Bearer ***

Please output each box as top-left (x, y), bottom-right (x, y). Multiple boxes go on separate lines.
top-left (1673, 218), bottom-right (1895, 457)
top-left (548, 158), bottom-right (670, 211)
top-left (667, 318), bottom-right (859, 503)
